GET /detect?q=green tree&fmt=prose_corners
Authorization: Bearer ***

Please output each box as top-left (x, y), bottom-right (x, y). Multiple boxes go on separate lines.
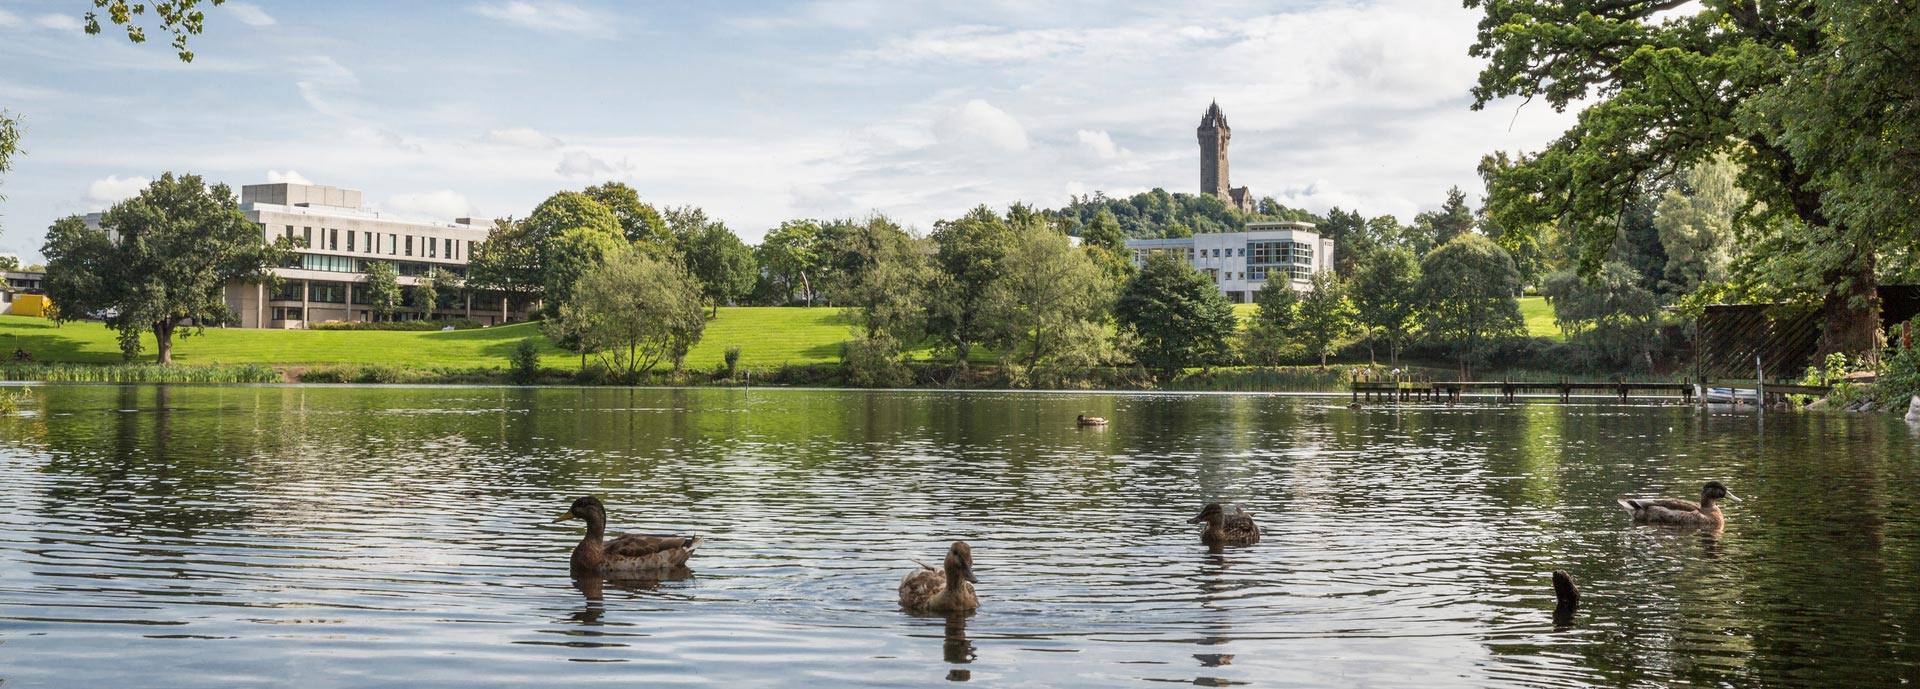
top-left (1655, 153), bottom-right (1746, 296)
top-left (1411, 187), bottom-right (1475, 255)
top-left (465, 218), bottom-right (542, 312)
top-left (1467, 0), bottom-right (1891, 355)
top-left (362, 260), bottom-right (402, 322)
top-left (1115, 252), bottom-right (1236, 379)
top-left (983, 219), bottom-right (1114, 385)
top-left (682, 223), bottom-right (757, 317)
top-left (1351, 246), bottom-right (1422, 364)
top-left (543, 226), bottom-right (625, 318)
top-left (0, 255), bottom-right (19, 271)
top-left (40, 173), bottom-right (287, 363)
top-left (548, 246), bottom-right (706, 380)
top-left (1080, 208), bottom-right (1133, 282)
top-left (1541, 262), bottom-right (1661, 369)
top-left (825, 215), bottom-right (931, 385)
top-left (1320, 207), bottom-right (1372, 276)
top-left (1419, 235), bottom-right (1524, 378)
top-left (927, 206), bottom-right (1016, 365)
top-left (582, 181), bottom-right (669, 246)
top-left (757, 220), bottom-right (822, 306)
top-left (1295, 271), bottom-right (1357, 368)
top-left (1240, 279), bottom-right (1300, 366)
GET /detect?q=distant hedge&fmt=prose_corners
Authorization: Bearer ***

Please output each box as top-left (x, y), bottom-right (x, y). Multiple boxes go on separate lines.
top-left (309, 319), bottom-right (488, 331)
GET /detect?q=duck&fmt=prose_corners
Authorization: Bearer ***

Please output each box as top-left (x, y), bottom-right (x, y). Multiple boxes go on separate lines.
top-left (1188, 503), bottom-right (1260, 546)
top-left (1346, 402), bottom-right (1363, 409)
top-left (1077, 414), bottom-right (1108, 426)
top-left (553, 496), bottom-right (703, 575)
top-left (1616, 481), bottom-right (1741, 526)
top-left (899, 541), bottom-right (980, 613)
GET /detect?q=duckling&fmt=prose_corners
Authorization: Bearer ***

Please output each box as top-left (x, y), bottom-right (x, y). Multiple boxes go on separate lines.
top-left (1188, 503), bottom-right (1260, 546)
top-left (1346, 402), bottom-right (1363, 410)
top-left (554, 496), bottom-right (703, 575)
top-left (1616, 481), bottom-right (1741, 526)
top-left (1077, 414), bottom-right (1109, 426)
top-left (899, 541), bottom-right (979, 612)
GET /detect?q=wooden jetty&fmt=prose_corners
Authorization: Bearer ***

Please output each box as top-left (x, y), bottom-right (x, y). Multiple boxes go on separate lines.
top-left (1350, 376), bottom-right (1831, 405)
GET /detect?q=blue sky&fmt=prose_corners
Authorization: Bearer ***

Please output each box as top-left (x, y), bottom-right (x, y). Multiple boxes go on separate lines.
top-left (0, 0), bottom-right (1577, 261)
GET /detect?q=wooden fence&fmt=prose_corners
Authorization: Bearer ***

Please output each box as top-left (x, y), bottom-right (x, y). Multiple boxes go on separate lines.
top-left (1696, 286), bottom-right (1920, 380)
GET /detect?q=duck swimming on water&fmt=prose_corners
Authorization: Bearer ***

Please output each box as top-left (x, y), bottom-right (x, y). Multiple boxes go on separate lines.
top-left (1077, 414), bottom-right (1108, 426)
top-left (899, 541), bottom-right (980, 613)
top-left (1189, 503), bottom-right (1260, 546)
top-left (554, 496), bottom-right (703, 575)
top-left (1616, 481), bottom-right (1740, 527)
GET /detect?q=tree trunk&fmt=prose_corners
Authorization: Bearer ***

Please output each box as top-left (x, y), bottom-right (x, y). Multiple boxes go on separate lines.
top-left (1815, 248), bottom-right (1883, 359)
top-left (153, 321), bottom-right (175, 365)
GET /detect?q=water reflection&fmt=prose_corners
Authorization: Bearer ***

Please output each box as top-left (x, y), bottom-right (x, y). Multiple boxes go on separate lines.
top-left (2, 386), bottom-right (1918, 688)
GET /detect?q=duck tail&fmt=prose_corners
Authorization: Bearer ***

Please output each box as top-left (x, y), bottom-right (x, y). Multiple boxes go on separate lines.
top-left (910, 559), bottom-right (936, 571)
top-left (686, 536), bottom-right (705, 551)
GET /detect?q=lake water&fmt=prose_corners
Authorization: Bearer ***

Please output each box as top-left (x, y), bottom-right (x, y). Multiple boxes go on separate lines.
top-left (1, 385), bottom-right (1917, 688)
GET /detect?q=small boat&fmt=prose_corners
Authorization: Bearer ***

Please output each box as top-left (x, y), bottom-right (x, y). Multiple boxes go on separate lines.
top-left (1703, 387), bottom-right (1759, 404)
top-left (1076, 414), bottom-right (1108, 426)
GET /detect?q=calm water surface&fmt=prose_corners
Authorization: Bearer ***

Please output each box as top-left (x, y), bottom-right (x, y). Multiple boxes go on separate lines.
top-left (1, 385), bottom-right (1917, 687)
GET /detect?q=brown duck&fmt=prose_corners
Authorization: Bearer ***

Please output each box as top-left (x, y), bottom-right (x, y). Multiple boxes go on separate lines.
top-left (899, 541), bottom-right (980, 613)
top-left (553, 496), bottom-right (703, 575)
top-left (1189, 503), bottom-right (1260, 546)
top-left (1616, 481), bottom-right (1740, 527)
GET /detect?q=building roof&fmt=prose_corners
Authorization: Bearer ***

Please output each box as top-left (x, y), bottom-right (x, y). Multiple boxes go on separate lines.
top-left (1199, 100), bottom-right (1228, 130)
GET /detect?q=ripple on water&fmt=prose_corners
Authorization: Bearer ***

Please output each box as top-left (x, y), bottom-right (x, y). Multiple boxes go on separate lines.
top-left (1, 386), bottom-right (1917, 688)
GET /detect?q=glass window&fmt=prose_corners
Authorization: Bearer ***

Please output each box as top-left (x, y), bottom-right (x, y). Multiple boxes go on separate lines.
top-left (427, 237), bottom-right (437, 258)
top-left (310, 282), bottom-right (347, 303)
top-left (303, 227), bottom-right (312, 246)
top-left (271, 281), bottom-right (305, 302)
top-left (405, 236), bottom-right (413, 256)
top-left (365, 232), bottom-right (373, 253)
top-left (347, 231), bottom-right (355, 252)
top-left (328, 228), bottom-right (338, 250)
top-left (445, 238), bottom-right (454, 260)
top-left (1238, 248), bottom-right (1245, 257)
top-left (389, 234), bottom-right (398, 255)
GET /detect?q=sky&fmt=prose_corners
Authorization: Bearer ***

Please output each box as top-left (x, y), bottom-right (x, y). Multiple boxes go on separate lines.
top-left (0, 0), bottom-right (1581, 262)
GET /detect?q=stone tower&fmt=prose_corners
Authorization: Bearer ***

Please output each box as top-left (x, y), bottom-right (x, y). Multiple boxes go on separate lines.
top-left (1197, 101), bottom-right (1254, 212)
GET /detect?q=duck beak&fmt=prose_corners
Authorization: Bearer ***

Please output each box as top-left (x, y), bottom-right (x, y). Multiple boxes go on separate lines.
top-left (1725, 492), bottom-right (1743, 502)
top-left (552, 510), bottom-right (577, 523)
top-left (1186, 515), bottom-right (1204, 524)
top-left (962, 568), bottom-right (979, 584)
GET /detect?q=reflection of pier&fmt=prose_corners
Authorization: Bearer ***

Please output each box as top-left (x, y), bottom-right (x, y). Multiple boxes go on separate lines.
top-left (1350, 377), bottom-right (1831, 405)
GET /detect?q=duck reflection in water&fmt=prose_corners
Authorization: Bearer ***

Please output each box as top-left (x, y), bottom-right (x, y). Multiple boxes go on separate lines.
top-left (569, 567), bottom-right (693, 625)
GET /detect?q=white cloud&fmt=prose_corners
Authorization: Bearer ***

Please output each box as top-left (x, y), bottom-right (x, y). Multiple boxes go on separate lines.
top-left (225, 3), bottom-right (277, 27)
top-left (470, 1), bottom-right (612, 37)
top-left (484, 126), bottom-right (562, 148)
top-left (1075, 129), bottom-right (1125, 161)
top-left (385, 190), bottom-right (472, 221)
top-left (935, 99), bottom-right (1028, 152)
top-left (86, 175), bottom-right (151, 207)
top-left (266, 170), bottom-right (314, 185)
top-left (0, 10), bottom-right (21, 28)
top-left (34, 14), bottom-right (83, 31)
top-left (555, 149), bottom-right (629, 179)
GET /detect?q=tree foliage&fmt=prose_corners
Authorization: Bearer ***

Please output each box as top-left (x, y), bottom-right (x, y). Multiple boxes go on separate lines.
top-left (1418, 235), bottom-right (1523, 377)
top-left (582, 181), bottom-right (668, 246)
top-left (1351, 246), bottom-right (1421, 364)
top-left (548, 246), bottom-right (706, 379)
top-left (1115, 252), bottom-right (1236, 378)
top-left (983, 218), bottom-right (1114, 385)
top-left (682, 222), bottom-right (757, 316)
top-left (1410, 187), bottom-right (1475, 256)
top-left (824, 215), bottom-right (931, 385)
top-left (1467, 0), bottom-right (1895, 355)
top-left (756, 220), bottom-right (823, 306)
top-left (1295, 271), bottom-right (1357, 368)
top-left (1050, 188), bottom-right (1322, 239)
top-left (1654, 153), bottom-right (1746, 296)
top-left (362, 260), bottom-right (401, 322)
top-left (40, 173), bottom-right (287, 363)
top-left (1541, 262), bottom-right (1661, 369)
top-left (927, 206), bottom-right (1017, 364)
top-left (1240, 278), bottom-right (1300, 366)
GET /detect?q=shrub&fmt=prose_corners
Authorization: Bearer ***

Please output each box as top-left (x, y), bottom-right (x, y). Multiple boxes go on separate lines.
top-left (310, 318), bottom-right (486, 331)
top-left (723, 345), bottom-right (742, 377)
top-left (510, 338), bottom-right (542, 385)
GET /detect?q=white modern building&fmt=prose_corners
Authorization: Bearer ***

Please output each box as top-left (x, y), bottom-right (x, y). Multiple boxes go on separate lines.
top-left (84, 181), bottom-right (523, 329)
top-left (1125, 221), bottom-right (1333, 303)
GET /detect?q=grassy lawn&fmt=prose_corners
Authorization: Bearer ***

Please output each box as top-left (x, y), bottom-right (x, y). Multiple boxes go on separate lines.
top-left (1, 297), bottom-right (1567, 371)
top-left (0, 307), bottom-right (854, 370)
top-left (1518, 296), bottom-right (1563, 341)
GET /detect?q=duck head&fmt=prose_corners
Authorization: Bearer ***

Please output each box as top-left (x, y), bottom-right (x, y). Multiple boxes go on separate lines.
top-left (945, 541), bottom-right (979, 584)
top-left (1701, 481), bottom-right (1740, 503)
top-left (554, 496), bottom-right (609, 527)
top-left (1187, 503), bottom-right (1230, 526)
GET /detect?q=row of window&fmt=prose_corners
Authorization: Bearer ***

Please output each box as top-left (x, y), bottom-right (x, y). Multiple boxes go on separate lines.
top-left (1247, 265), bottom-right (1313, 281)
top-left (269, 279), bottom-right (472, 308)
top-left (280, 253), bottom-right (469, 279)
top-left (1132, 242), bottom-right (1318, 268)
top-left (269, 224), bottom-right (467, 261)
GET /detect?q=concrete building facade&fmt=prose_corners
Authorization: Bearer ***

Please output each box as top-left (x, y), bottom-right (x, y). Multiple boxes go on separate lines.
top-left (85, 181), bottom-right (522, 329)
top-left (1125, 221), bottom-right (1333, 303)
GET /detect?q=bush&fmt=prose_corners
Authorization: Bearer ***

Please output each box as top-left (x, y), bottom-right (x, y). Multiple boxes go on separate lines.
top-left (0, 363), bottom-right (281, 383)
top-left (841, 332), bottom-right (911, 387)
top-left (510, 338), bottom-right (542, 385)
top-left (722, 345), bottom-right (742, 377)
top-left (310, 318), bottom-right (487, 331)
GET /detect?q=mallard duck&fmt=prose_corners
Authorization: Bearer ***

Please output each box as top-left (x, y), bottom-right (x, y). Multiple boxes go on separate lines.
top-left (1077, 414), bottom-right (1108, 426)
top-left (1616, 481), bottom-right (1741, 526)
top-left (899, 541), bottom-right (979, 612)
top-left (553, 496), bottom-right (703, 575)
top-left (1189, 503), bottom-right (1260, 546)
